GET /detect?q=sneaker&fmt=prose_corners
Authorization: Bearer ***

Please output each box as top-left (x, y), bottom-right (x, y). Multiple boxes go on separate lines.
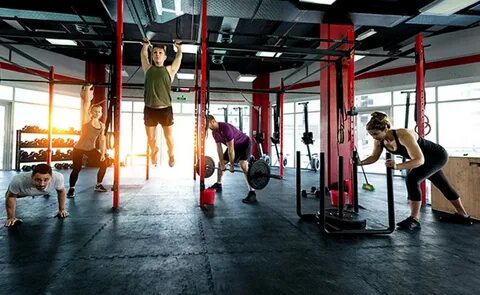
top-left (208, 183), bottom-right (222, 192)
top-left (242, 191), bottom-right (257, 204)
top-left (440, 213), bottom-right (474, 225)
top-left (396, 216), bottom-right (421, 231)
top-left (67, 188), bottom-right (75, 198)
top-left (94, 184), bottom-right (108, 192)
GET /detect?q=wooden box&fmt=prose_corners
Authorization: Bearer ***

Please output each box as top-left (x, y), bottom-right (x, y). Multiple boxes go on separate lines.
top-left (431, 156), bottom-right (480, 220)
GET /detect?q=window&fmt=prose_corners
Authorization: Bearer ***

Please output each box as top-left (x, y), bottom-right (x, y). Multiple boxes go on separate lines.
top-left (295, 111), bottom-right (320, 169)
top-left (133, 101), bottom-right (144, 112)
top-left (55, 94), bottom-right (80, 108)
top-left (171, 102), bottom-right (181, 113)
top-left (282, 114), bottom-right (295, 167)
top-left (182, 103), bottom-right (195, 114)
top-left (284, 102), bottom-right (295, 114)
top-left (52, 107), bottom-right (81, 132)
top-left (355, 92), bottom-right (391, 107)
top-left (438, 100), bottom-right (480, 154)
top-left (15, 88), bottom-right (48, 104)
top-left (393, 87), bottom-right (435, 104)
top-left (132, 113), bottom-right (147, 154)
top-left (14, 102), bottom-right (48, 131)
top-left (120, 112), bottom-right (133, 160)
top-left (438, 82), bottom-right (480, 101)
top-left (392, 102), bottom-right (437, 142)
top-left (122, 101), bottom-right (133, 112)
top-left (307, 99), bottom-right (320, 112)
top-left (0, 85), bottom-right (13, 101)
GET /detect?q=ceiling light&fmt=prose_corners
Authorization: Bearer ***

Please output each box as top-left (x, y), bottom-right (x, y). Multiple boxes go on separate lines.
top-left (275, 52), bottom-right (283, 58)
top-left (177, 73), bottom-right (195, 80)
top-left (36, 29), bottom-right (66, 33)
top-left (354, 55), bottom-right (365, 62)
top-left (419, 0), bottom-right (479, 16)
top-left (356, 29), bottom-right (377, 41)
top-left (46, 38), bottom-right (77, 46)
top-left (299, 0), bottom-right (337, 4)
top-left (173, 44), bottom-right (198, 54)
top-left (256, 51), bottom-right (276, 57)
top-left (237, 75), bottom-right (257, 83)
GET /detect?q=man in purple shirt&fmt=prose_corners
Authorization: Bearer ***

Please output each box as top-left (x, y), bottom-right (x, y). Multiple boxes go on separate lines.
top-left (206, 115), bottom-right (256, 204)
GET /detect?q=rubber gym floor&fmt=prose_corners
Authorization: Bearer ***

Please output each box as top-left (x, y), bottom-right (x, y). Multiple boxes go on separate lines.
top-left (0, 165), bottom-right (478, 295)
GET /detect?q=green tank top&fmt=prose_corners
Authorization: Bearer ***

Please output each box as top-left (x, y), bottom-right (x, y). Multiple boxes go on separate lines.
top-left (144, 66), bottom-right (172, 108)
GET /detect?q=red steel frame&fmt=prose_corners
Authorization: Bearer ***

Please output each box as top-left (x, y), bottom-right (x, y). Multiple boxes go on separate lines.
top-left (113, 0), bottom-right (123, 208)
top-left (198, 0), bottom-right (208, 204)
top-left (47, 66), bottom-right (54, 165)
top-left (279, 92), bottom-right (284, 177)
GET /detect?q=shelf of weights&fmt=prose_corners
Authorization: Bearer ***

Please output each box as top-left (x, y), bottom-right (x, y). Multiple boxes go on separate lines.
top-left (15, 125), bottom-right (80, 172)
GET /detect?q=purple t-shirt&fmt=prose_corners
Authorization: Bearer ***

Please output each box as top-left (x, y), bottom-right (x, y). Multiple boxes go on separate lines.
top-left (212, 122), bottom-right (250, 146)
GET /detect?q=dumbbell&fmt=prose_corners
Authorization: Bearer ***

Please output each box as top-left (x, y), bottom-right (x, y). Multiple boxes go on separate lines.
top-left (301, 186), bottom-right (320, 198)
top-left (20, 151), bottom-right (29, 160)
top-left (54, 163), bottom-right (63, 170)
top-left (21, 165), bottom-right (32, 171)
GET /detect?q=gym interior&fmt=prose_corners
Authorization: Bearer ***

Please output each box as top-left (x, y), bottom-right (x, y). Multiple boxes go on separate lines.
top-left (1, 1), bottom-right (480, 294)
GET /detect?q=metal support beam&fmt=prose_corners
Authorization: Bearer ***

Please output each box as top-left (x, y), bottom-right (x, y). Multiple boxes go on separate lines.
top-left (47, 67), bottom-right (54, 164)
top-left (1, 44), bottom-right (50, 70)
top-left (126, 0), bottom-right (147, 39)
top-left (113, 0), bottom-right (123, 209)
top-left (208, 42), bottom-right (350, 58)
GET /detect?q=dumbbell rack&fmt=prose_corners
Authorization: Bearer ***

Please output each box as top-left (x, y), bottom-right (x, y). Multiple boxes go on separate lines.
top-left (15, 128), bottom-right (80, 171)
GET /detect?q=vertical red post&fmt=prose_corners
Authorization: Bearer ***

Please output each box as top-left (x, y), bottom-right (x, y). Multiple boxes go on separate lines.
top-left (251, 74), bottom-right (271, 159)
top-left (415, 33), bottom-right (427, 204)
top-left (319, 24), bottom-right (354, 185)
top-left (193, 65), bottom-right (199, 180)
top-left (47, 66), bottom-right (54, 165)
top-left (113, 0), bottom-right (123, 208)
top-left (199, 0), bottom-right (208, 205)
top-left (347, 30), bottom-right (355, 157)
top-left (279, 91), bottom-right (284, 177)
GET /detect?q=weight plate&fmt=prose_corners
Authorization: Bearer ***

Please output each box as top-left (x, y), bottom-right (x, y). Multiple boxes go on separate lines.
top-left (196, 156), bottom-right (216, 178)
top-left (248, 159), bottom-right (270, 190)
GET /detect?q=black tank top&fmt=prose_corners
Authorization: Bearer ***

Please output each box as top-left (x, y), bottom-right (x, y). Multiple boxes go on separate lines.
top-left (381, 129), bottom-right (445, 160)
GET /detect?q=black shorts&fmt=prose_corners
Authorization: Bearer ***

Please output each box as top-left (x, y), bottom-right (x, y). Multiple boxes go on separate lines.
top-left (144, 106), bottom-right (174, 127)
top-left (223, 138), bottom-right (252, 163)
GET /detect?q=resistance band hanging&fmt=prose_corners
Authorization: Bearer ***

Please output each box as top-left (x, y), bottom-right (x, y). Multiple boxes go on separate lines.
top-left (104, 64), bottom-right (115, 150)
top-left (413, 50), bottom-right (431, 136)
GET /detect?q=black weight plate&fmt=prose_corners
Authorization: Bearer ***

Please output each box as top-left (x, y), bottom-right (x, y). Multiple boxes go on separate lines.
top-left (248, 159), bottom-right (270, 190)
top-left (204, 156), bottom-right (215, 178)
top-left (196, 156), bottom-right (216, 178)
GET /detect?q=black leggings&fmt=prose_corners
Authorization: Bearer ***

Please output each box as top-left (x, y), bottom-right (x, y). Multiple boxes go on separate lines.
top-left (405, 149), bottom-right (459, 201)
top-left (69, 148), bottom-right (107, 187)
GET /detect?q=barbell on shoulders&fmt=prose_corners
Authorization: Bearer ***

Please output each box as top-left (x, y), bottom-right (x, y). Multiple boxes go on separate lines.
top-left (196, 156), bottom-right (282, 190)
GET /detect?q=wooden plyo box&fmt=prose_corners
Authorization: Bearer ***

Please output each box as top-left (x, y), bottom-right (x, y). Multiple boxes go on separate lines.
top-left (431, 156), bottom-right (480, 220)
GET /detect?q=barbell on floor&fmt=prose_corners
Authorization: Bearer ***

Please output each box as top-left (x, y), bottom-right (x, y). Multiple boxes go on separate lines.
top-left (196, 156), bottom-right (282, 190)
